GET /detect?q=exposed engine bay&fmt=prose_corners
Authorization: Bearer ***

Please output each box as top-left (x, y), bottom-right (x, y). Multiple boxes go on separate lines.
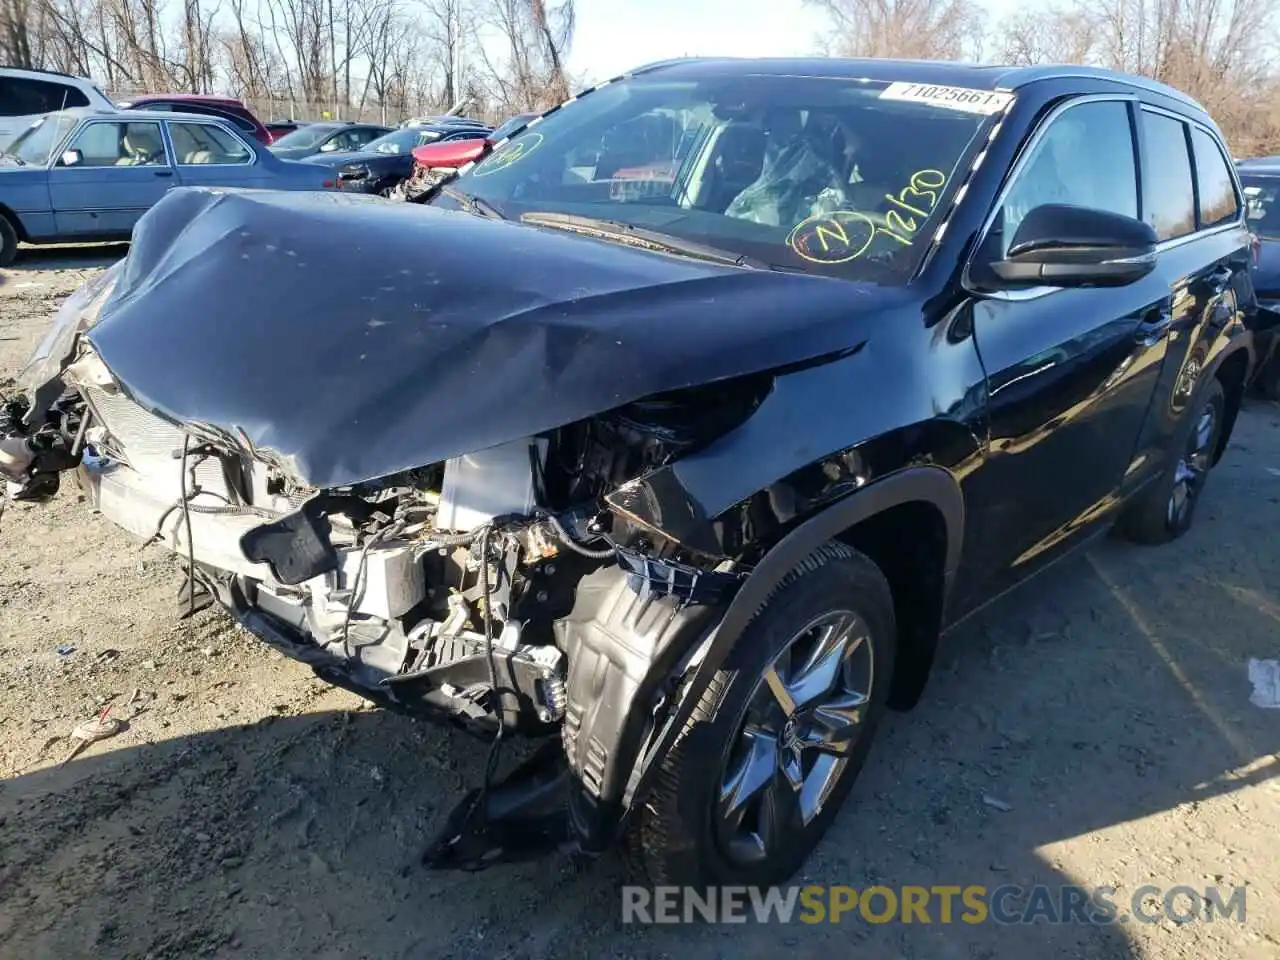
top-left (1, 327), bottom-right (775, 867)
top-left (3, 362), bottom-right (766, 733)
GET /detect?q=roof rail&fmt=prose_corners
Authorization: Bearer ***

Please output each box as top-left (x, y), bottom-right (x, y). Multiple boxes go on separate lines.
top-left (998, 63), bottom-right (1203, 111)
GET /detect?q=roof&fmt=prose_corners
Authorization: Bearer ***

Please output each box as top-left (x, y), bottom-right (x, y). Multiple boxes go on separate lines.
top-left (47, 105), bottom-right (256, 126)
top-left (1237, 158), bottom-right (1280, 176)
top-left (0, 65), bottom-right (99, 85)
top-left (626, 57), bottom-right (1204, 113)
top-left (120, 92), bottom-right (245, 104)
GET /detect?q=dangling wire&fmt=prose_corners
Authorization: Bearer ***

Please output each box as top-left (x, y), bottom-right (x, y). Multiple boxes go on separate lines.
top-left (179, 435), bottom-right (197, 637)
top-left (477, 523), bottom-right (505, 803)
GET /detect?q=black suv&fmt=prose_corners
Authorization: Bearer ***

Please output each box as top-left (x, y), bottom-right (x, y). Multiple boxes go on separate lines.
top-left (1, 58), bottom-right (1257, 888)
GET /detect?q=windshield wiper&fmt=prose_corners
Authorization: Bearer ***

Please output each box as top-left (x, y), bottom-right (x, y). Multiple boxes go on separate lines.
top-left (518, 212), bottom-right (771, 269)
top-left (439, 185), bottom-right (506, 220)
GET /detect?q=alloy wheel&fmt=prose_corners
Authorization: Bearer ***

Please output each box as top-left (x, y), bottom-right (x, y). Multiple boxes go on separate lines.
top-left (715, 609), bottom-right (874, 864)
top-left (1168, 399), bottom-right (1217, 528)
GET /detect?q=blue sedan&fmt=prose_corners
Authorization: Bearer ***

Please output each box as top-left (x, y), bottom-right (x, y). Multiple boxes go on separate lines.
top-left (0, 107), bottom-right (336, 264)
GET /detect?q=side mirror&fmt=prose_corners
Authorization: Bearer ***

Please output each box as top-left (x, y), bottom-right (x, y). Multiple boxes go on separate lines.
top-left (990, 204), bottom-right (1158, 288)
top-left (59, 148), bottom-right (83, 167)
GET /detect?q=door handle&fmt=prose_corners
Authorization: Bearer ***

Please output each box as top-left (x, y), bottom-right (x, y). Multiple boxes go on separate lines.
top-left (1136, 307), bottom-right (1173, 345)
top-left (153, 170), bottom-right (173, 177)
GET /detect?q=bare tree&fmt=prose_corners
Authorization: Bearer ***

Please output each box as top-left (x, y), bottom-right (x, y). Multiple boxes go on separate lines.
top-left (806, 0), bottom-right (987, 61)
top-left (998, 5), bottom-right (1101, 65)
top-left (993, 0), bottom-right (1280, 154)
top-left (480, 0), bottom-right (573, 112)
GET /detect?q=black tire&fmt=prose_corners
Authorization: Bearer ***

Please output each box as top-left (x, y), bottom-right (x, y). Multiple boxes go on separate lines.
top-left (0, 215), bottom-right (17, 267)
top-left (631, 541), bottom-right (897, 888)
top-left (1118, 377), bottom-right (1226, 545)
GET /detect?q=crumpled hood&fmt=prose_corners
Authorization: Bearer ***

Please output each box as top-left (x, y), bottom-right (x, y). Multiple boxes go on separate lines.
top-left (84, 186), bottom-right (901, 488)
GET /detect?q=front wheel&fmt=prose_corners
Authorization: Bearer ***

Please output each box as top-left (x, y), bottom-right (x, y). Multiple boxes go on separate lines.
top-left (0, 215), bottom-right (17, 267)
top-left (632, 542), bottom-right (896, 888)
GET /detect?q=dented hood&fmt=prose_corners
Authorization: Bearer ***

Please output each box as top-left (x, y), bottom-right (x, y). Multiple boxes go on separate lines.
top-left (85, 187), bottom-right (900, 488)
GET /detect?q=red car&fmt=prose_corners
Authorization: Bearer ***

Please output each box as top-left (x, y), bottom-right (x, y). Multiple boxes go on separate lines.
top-left (114, 93), bottom-right (275, 144)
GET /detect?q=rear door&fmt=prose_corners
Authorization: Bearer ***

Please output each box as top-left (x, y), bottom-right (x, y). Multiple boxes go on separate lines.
top-left (955, 96), bottom-right (1174, 607)
top-left (48, 119), bottom-right (175, 236)
top-left (1120, 108), bottom-right (1253, 490)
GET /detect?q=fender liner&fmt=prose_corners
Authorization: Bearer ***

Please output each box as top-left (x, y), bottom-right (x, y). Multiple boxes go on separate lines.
top-left (621, 464), bottom-right (965, 815)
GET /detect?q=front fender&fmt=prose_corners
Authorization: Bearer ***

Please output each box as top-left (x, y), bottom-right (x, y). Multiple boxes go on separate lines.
top-left (617, 464), bottom-right (964, 819)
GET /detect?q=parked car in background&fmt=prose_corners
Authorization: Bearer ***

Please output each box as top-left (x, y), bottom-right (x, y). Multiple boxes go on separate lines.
top-left (0, 67), bottom-right (114, 148)
top-left (401, 114), bottom-right (488, 129)
top-left (115, 94), bottom-right (274, 144)
top-left (397, 113), bottom-right (536, 200)
top-left (0, 107), bottom-right (334, 264)
top-left (268, 121), bottom-right (394, 160)
top-left (305, 122), bottom-right (490, 196)
top-left (3, 59), bottom-right (1258, 889)
top-left (1237, 157), bottom-right (1280, 396)
top-left (265, 120), bottom-right (309, 138)
top-left (488, 111), bottom-right (537, 142)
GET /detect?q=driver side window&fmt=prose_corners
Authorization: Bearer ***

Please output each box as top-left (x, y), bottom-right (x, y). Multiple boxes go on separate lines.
top-left (994, 100), bottom-right (1138, 257)
top-left (63, 121), bottom-right (167, 167)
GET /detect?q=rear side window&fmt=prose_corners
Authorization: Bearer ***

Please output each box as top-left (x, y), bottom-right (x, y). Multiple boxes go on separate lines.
top-left (0, 77), bottom-right (89, 116)
top-left (1140, 111), bottom-right (1195, 240)
top-left (1191, 127), bottom-right (1240, 228)
top-left (168, 122), bottom-right (252, 164)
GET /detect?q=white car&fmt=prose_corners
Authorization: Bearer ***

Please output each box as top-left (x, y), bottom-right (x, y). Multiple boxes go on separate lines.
top-left (0, 67), bottom-right (114, 148)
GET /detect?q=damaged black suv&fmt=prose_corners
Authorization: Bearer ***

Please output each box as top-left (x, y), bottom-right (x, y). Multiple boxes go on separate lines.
top-left (1, 58), bottom-right (1258, 887)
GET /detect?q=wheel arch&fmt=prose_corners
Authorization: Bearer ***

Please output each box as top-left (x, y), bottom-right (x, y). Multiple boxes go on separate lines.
top-left (624, 465), bottom-right (964, 813)
top-left (1212, 345), bottom-right (1250, 466)
top-left (0, 202), bottom-right (28, 242)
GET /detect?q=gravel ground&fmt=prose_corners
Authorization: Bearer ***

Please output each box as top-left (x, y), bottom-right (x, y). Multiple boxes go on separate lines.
top-left (0, 245), bottom-right (1277, 960)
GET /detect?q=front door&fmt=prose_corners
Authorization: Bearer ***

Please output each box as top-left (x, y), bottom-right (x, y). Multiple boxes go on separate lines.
top-left (48, 120), bottom-right (174, 236)
top-left (954, 97), bottom-right (1172, 611)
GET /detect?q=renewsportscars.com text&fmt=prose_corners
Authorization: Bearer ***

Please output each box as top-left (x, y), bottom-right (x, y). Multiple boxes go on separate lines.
top-left (621, 884), bottom-right (1248, 925)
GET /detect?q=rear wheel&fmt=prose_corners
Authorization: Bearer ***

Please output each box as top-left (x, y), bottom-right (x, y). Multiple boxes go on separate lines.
top-left (0, 215), bottom-right (17, 267)
top-left (632, 542), bottom-right (896, 888)
top-left (1118, 377), bottom-right (1225, 544)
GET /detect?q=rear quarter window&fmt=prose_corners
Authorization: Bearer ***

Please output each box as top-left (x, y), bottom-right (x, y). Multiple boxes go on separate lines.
top-left (0, 77), bottom-right (89, 116)
top-left (1190, 126), bottom-right (1240, 228)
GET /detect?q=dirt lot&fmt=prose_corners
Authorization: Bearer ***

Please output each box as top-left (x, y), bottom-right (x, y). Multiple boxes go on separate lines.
top-left (0, 246), bottom-right (1277, 960)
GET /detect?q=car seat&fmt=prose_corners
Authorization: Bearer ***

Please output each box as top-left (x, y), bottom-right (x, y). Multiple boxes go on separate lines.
top-left (702, 122), bottom-right (767, 213)
top-left (117, 125), bottom-right (165, 165)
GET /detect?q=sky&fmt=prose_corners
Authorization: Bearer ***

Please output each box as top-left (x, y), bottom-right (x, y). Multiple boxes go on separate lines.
top-left (566, 0), bottom-right (1025, 85)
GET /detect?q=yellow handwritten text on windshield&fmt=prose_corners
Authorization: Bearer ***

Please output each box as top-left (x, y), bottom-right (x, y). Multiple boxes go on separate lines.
top-left (786, 169), bottom-right (949, 263)
top-left (881, 169), bottom-right (947, 245)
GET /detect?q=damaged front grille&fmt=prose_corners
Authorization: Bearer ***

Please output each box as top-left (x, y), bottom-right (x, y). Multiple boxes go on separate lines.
top-left (82, 385), bottom-right (229, 495)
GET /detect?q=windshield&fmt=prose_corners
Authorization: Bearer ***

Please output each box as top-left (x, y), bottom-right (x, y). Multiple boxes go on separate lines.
top-left (4, 114), bottom-right (78, 166)
top-left (436, 72), bottom-right (1001, 281)
top-left (271, 124), bottom-right (341, 149)
top-left (1242, 175), bottom-right (1280, 240)
top-left (366, 127), bottom-right (447, 154)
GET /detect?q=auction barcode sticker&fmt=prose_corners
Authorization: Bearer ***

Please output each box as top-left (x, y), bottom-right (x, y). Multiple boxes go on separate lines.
top-left (880, 82), bottom-right (1014, 115)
